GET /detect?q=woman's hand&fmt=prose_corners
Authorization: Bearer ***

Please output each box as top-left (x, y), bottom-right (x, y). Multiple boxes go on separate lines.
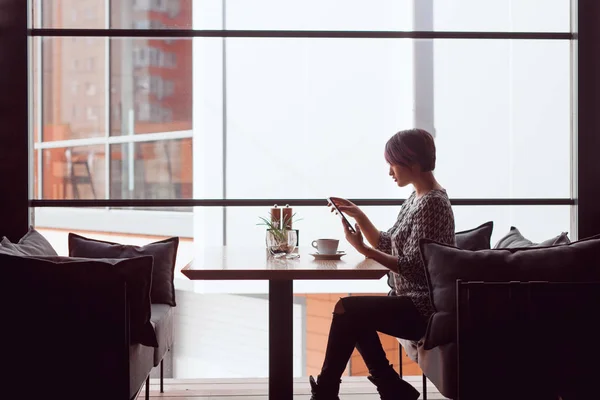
top-left (328, 196), bottom-right (381, 249)
top-left (342, 221), bottom-right (369, 255)
top-left (328, 197), bottom-right (364, 220)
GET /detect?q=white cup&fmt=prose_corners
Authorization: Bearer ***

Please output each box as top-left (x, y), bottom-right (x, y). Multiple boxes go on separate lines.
top-left (311, 239), bottom-right (339, 255)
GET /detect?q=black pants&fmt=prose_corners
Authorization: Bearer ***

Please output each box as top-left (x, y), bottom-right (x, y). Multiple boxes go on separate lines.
top-left (319, 295), bottom-right (428, 384)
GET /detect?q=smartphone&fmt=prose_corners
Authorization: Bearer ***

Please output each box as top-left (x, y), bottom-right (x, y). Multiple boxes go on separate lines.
top-left (327, 197), bottom-right (356, 233)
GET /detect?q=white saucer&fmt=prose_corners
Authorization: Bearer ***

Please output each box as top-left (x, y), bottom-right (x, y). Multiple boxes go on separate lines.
top-left (310, 251), bottom-right (346, 260)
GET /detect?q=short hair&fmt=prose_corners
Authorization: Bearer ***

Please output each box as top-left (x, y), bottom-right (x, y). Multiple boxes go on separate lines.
top-left (384, 128), bottom-right (436, 172)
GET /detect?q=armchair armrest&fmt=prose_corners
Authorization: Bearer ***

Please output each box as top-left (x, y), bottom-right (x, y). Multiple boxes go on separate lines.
top-left (2, 273), bottom-right (131, 399)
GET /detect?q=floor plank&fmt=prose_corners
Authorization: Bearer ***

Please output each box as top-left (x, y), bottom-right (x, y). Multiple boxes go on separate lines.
top-left (138, 376), bottom-right (448, 399)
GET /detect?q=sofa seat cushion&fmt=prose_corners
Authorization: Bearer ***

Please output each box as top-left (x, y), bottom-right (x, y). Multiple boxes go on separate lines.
top-left (129, 343), bottom-right (154, 400)
top-left (398, 338), bottom-right (419, 363)
top-left (150, 304), bottom-right (174, 366)
top-left (420, 234), bottom-right (600, 349)
top-left (396, 338), bottom-right (457, 399)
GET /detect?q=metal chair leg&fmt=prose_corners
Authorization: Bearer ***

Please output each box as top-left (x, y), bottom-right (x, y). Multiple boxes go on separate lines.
top-left (422, 373), bottom-right (427, 400)
top-left (145, 376), bottom-right (150, 400)
top-left (398, 344), bottom-right (403, 378)
top-left (160, 359), bottom-right (164, 393)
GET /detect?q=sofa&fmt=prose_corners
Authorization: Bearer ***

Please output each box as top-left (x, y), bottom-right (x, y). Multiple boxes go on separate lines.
top-left (395, 223), bottom-right (599, 400)
top-left (0, 228), bottom-right (178, 400)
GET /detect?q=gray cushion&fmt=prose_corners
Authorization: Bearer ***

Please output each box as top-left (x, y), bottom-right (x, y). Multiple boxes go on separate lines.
top-left (1, 226), bottom-right (58, 256)
top-left (69, 233), bottom-right (179, 306)
top-left (419, 234), bottom-right (600, 349)
top-left (129, 343), bottom-right (154, 399)
top-left (150, 304), bottom-right (174, 366)
top-left (0, 245), bottom-right (21, 256)
top-left (455, 221), bottom-right (494, 250)
top-left (494, 226), bottom-right (570, 248)
top-left (399, 340), bottom-right (457, 399)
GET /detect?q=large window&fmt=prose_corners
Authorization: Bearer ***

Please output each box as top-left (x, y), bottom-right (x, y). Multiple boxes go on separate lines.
top-left (30, 0), bottom-right (575, 381)
top-left (33, 1), bottom-right (193, 207)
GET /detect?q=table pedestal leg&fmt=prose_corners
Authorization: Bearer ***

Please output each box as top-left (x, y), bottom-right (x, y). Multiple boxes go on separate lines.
top-left (269, 279), bottom-right (294, 399)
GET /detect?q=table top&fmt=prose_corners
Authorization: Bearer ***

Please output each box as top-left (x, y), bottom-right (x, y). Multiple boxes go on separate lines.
top-left (181, 246), bottom-right (389, 281)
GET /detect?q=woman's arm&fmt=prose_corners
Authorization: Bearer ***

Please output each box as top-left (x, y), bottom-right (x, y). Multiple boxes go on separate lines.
top-left (359, 245), bottom-right (400, 272)
top-left (342, 223), bottom-right (399, 272)
top-left (388, 195), bottom-right (454, 277)
top-left (354, 213), bottom-right (381, 249)
top-left (349, 194), bottom-right (454, 277)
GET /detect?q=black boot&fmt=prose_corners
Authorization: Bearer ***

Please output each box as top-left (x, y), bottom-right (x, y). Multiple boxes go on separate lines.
top-left (308, 375), bottom-right (340, 400)
top-left (367, 374), bottom-right (421, 400)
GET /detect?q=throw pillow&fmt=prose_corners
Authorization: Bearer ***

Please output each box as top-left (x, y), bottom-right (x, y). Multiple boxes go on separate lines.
top-left (1, 226), bottom-right (58, 256)
top-left (0, 253), bottom-right (157, 347)
top-left (0, 245), bottom-right (21, 256)
top-left (455, 221), bottom-right (494, 250)
top-left (419, 233), bottom-right (600, 350)
top-left (494, 226), bottom-right (570, 248)
top-left (68, 233), bottom-right (179, 306)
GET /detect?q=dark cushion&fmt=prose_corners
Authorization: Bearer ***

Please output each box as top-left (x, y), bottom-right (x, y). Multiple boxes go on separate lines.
top-left (150, 304), bottom-right (174, 366)
top-left (1, 226), bottom-right (58, 256)
top-left (68, 233), bottom-right (179, 306)
top-left (387, 221), bottom-right (493, 292)
top-left (494, 226), bottom-right (570, 248)
top-left (9, 253), bottom-right (158, 347)
top-left (455, 221), bottom-right (494, 250)
top-left (419, 234), bottom-right (600, 350)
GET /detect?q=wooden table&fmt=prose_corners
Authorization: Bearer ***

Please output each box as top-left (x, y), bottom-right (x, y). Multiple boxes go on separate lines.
top-left (181, 246), bottom-right (388, 400)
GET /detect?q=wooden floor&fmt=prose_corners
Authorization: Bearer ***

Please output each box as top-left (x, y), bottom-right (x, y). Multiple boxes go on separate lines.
top-left (138, 376), bottom-right (448, 399)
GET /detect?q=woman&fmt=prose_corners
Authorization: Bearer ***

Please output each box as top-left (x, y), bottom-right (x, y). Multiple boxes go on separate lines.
top-left (310, 129), bottom-right (455, 400)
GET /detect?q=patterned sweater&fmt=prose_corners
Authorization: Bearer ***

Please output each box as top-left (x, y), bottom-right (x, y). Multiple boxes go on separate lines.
top-left (377, 189), bottom-right (455, 318)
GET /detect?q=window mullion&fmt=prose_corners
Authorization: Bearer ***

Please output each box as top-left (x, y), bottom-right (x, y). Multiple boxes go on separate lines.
top-left (105, 0), bottom-right (111, 202)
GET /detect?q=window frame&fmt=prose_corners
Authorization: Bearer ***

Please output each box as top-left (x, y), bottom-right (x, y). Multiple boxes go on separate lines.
top-left (22, 0), bottom-right (596, 244)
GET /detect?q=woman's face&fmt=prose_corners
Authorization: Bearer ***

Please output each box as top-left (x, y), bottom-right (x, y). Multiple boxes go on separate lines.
top-left (388, 163), bottom-right (413, 187)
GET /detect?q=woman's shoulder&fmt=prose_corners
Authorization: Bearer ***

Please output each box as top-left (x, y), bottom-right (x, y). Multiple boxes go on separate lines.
top-left (416, 189), bottom-right (452, 210)
top-left (401, 191), bottom-right (417, 207)
top-left (421, 188), bottom-right (449, 201)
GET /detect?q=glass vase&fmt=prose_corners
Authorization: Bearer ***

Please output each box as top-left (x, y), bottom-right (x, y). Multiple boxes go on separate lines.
top-left (266, 229), bottom-right (297, 256)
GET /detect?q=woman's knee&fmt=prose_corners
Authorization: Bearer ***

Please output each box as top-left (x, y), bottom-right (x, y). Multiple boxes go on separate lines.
top-left (333, 297), bottom-right (348, 315)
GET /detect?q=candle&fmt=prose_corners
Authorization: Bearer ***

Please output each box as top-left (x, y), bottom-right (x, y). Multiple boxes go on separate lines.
top-left (270, 205), bottom-right (281, 229)
top-left (282, 204), bottom-right (293, 230)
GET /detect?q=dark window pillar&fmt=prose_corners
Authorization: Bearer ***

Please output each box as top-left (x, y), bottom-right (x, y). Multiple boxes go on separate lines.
top-left (576, 0), bottom-right (600, 239)
top-left (0, 0), bottom-right (29, 241)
